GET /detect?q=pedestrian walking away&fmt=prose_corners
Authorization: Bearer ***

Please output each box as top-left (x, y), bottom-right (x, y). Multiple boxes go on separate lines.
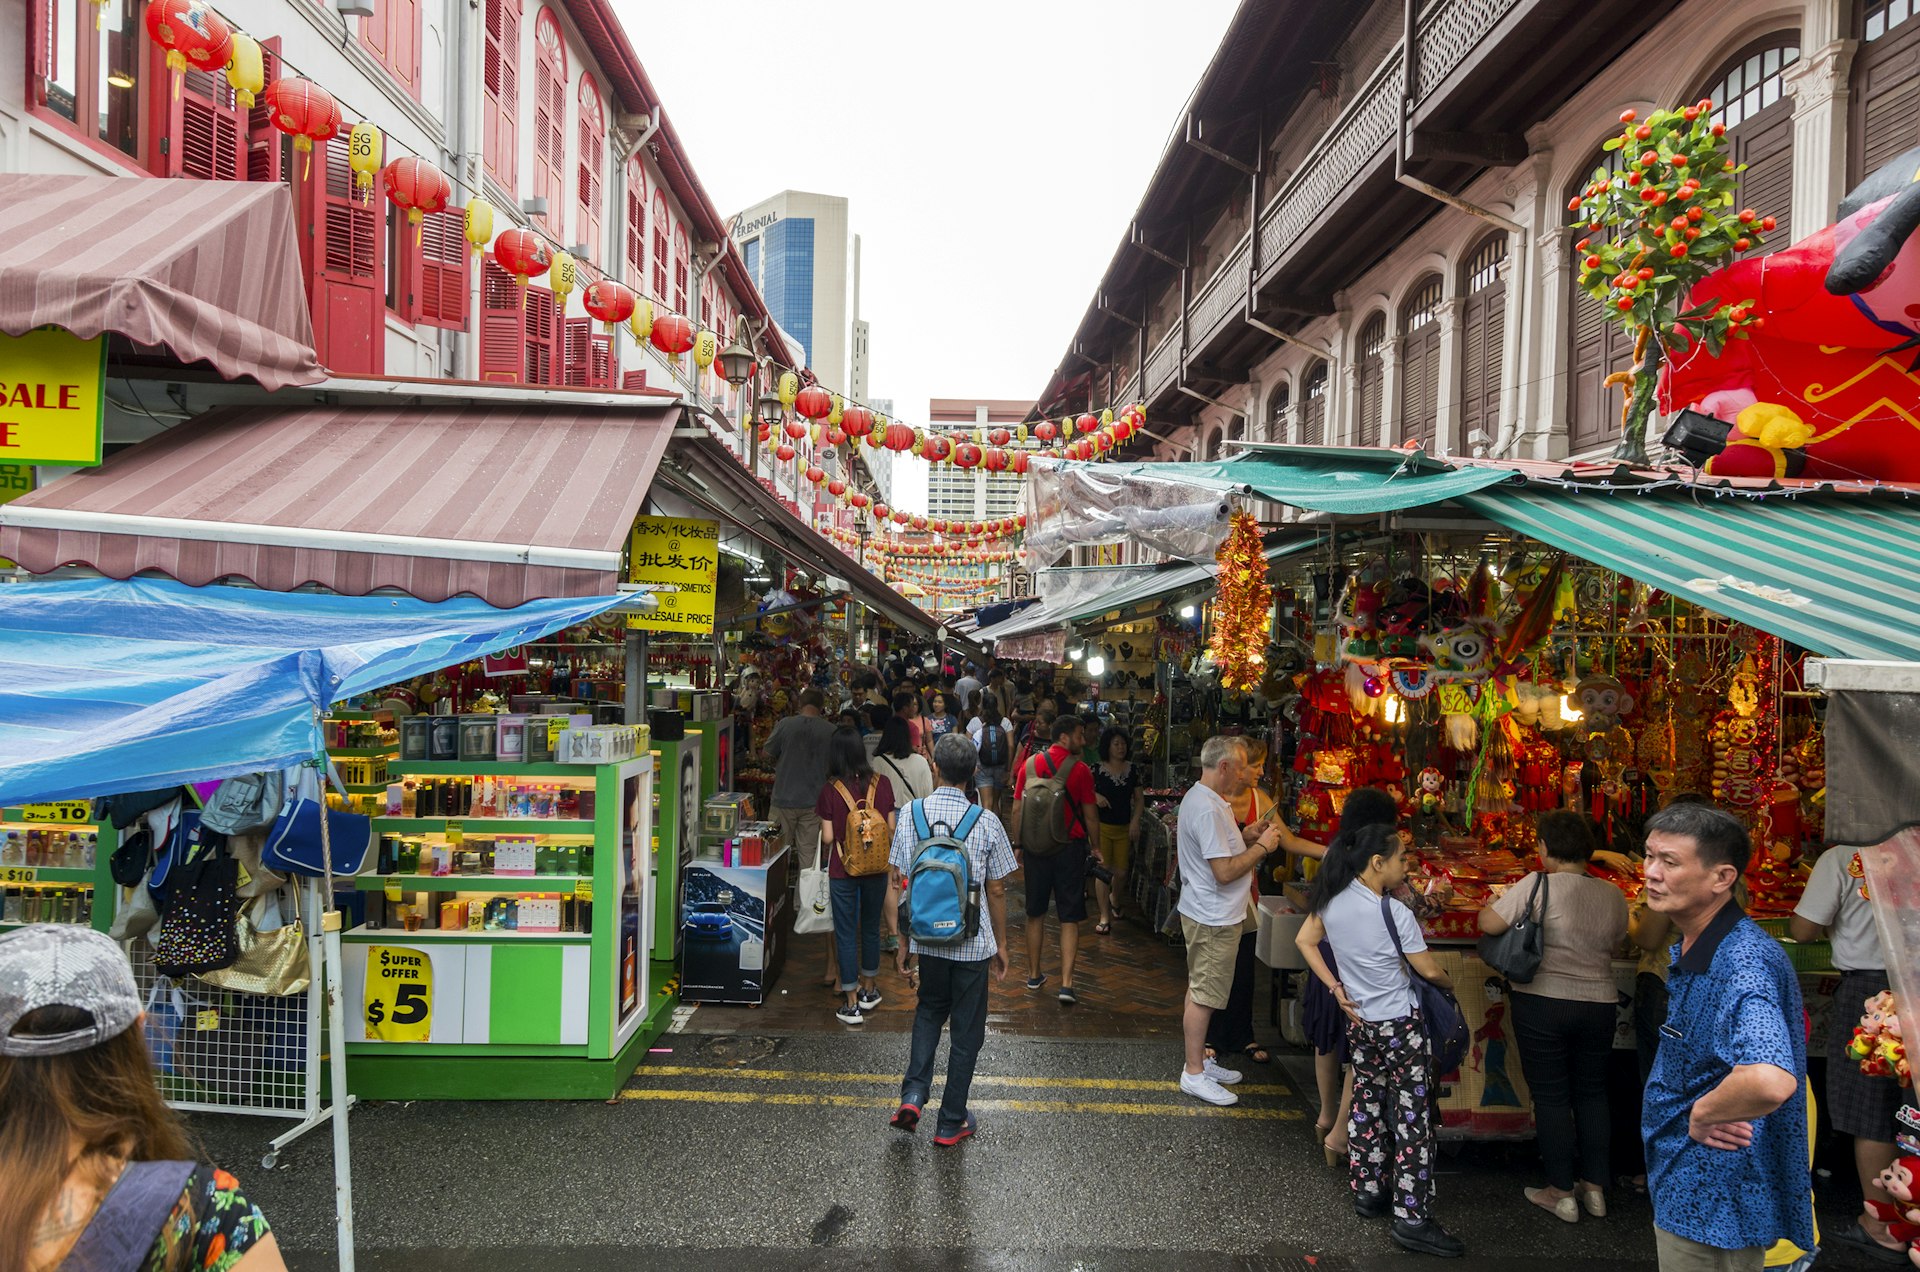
top-left (762, 687), bottom-right (841, 986)
top-left (891, 733), bottom-right (1017, 1147)
top-left (816, 727), bottom-right (898, 1026)
top-left (1299, 823), bottom-right (1466, 1258)
top-left (1640, 802), bottom-right (1812, 1272)
top-left (1009, 713), bottom-right (1100, 1004)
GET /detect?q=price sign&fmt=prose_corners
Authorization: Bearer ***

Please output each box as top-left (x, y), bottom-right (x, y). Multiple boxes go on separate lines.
top-left (445, 821), bottom-right (465, 847)
top-left (195, 1009), bottom-right (220, 1032)
top-left (626, 515), bottom-right (719, 633)
top-left (0, 866), bottom-right (38, 883)
top-left (383, 878), bottom-right (403, 902)
top-left (363, 945), bottom-right (433, 1042)
top-left (19, 801), bottom-right (91, 824)
top-left (573, 878), bottom-right (594, 903)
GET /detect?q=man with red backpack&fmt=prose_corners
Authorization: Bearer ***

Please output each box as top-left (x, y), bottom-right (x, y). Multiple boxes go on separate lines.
top-left (1010, 715), bottom-right (1100, 1005)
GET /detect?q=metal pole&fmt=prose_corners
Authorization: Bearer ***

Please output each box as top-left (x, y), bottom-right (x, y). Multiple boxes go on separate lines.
top-left (321, 910), bottom-right (355, 1272)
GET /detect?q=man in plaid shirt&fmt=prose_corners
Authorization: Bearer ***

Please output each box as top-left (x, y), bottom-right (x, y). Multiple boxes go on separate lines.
top-left (888, 733), bottom-right (1016, 1146)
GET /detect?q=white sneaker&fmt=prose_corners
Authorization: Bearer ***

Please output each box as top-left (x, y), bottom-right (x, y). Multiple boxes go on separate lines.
top-left (1202, 1057), bottom-right (1243, 1085)
top-left (1179, 1069), bottom-right (1239, 1106)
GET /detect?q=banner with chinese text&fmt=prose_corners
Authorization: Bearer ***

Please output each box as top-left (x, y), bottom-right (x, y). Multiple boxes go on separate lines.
top-left (626, 515), bottom-right (720, 632)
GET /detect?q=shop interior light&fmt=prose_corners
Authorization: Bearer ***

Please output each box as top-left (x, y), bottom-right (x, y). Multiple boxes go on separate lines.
top-left (107, 68), bottom-right (136, 89)
top-left (1559, 694), bottom-right (1582, 723)
top-left (1086, 654), bottom-right (1107, 677)
top-left (1383, 695), bottom-right (1404, 725)
top-left (1068, 643), bottom-right (1086, 662)
top-left (1178, 604), bottom-right (1197, 619)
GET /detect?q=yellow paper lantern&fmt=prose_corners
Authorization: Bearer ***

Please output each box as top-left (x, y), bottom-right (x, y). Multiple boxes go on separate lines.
top-left (1100, 407), bottom-right (1114, 426)
top-left (226, 33), bottom-right (264, 109)
top-left (629, 298), bottom-right (654, 344)
top-left (1061, 415), bottom-right (1076, 438)
top-left (1017, 423), bottom-right (1028, 444)
top-left (347, 121), bottom-right (382, 205)
top-left (829, 394), bottom-right (844, 426)
top-left (464, 198), bottom-right (494, 255)
top-left (548, 251), bottom-right (576, 304)
top-left (777, 371), bottom-right (800, 410)
top-left (692, 328), bottom-right (718, 370)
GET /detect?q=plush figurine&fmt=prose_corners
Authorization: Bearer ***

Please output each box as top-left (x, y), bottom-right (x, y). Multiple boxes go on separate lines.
top-left (1868, 1156), bottom-right (1920, 1227)
top-left (1421, 620), bottom-right (1496, 678)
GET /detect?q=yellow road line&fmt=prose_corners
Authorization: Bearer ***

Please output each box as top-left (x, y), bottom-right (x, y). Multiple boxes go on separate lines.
top-left (633, 1064), bottom-right (1292, 1097)
top-left (617, 1087), bottom-right (1301, 1120)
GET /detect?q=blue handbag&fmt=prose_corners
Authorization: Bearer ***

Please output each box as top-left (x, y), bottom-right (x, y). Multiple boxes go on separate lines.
top-left (262, 761), bottom-right (372, 879)
top-left (1381, 895), bottom-right (1469, 1074)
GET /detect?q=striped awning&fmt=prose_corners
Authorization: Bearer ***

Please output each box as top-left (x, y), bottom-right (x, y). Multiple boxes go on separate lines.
top-left (0, 400), bottom-right (679, 606)
top-left (0, 174), bottom-right (324, 390)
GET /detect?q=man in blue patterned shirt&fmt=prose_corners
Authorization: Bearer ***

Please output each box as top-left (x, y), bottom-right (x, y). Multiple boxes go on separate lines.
top-left (1641, 802), bottom-right (1812, 1271)
top-left (888, 732), bottom-right (1017, 1147)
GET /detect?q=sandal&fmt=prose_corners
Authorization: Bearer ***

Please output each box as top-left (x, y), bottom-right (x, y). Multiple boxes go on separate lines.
top-left (1094, 922), bottom-right (1112, 935)
top-left (1244, 1045), bottom-right (1272, 1064)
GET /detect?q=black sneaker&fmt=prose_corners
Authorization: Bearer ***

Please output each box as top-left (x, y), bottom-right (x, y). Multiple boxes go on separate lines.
top-left (1391, 1218), bottom-right (1465, 1258)
top-left (1354, 1194), bottom-right (1391, 1220)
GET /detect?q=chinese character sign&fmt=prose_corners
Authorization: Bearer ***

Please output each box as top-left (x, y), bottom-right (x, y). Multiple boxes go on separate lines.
top-left (0, 329), bottom-right (105, 466)
top-left (626, 515), bottom-right (720, 633)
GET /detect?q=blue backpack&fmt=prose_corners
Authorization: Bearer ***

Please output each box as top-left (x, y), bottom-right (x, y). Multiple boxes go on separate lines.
top-left (904, 801), bottom-right (984, 946)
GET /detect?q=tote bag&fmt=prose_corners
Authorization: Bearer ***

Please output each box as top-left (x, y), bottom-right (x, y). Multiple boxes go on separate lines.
top-left (1381, 895), bottom-right (1469, 1074)
top-left (793, 827), bottom-right (834, 935)
top-left (262, 762), bottom-right (372, 879)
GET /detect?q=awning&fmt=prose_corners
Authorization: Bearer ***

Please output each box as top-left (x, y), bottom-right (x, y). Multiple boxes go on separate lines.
top-left (0, 400), bottom-right (680, 607)
top-left (1461, 485), bottom-right (1920, 660)
top-left (0, 577), bottom-right (644, 804)
top-left (1093, 446), bottom-right (1520, 515)
top-left (0, 174), bottom-right (324, 391)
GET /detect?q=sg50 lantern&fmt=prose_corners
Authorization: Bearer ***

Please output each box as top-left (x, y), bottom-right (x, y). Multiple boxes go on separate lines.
top-left (348, 122), bottom-right (383, 204)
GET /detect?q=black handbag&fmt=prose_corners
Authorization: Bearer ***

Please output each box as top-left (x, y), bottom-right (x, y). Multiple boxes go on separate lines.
top-left (1381, 895), bottom-right (1469, 1074)
top-left (1478, 872), bottom-right (1548, 985)
top-left (152, 825), bottom-right (239, 978)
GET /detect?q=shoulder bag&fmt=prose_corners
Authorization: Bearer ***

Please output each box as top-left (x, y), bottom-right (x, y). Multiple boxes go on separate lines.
top-left (1381, 894), bottom-right (1469, 1074)
top-left (1478, 872), bottom-right (1549, 985)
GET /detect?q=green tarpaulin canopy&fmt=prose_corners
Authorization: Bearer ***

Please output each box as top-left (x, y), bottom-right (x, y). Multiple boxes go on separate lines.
top-left (1093, 446), bottom-right (1518, 515)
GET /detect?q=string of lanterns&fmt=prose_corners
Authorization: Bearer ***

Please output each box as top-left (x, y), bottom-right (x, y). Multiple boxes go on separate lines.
top-left (819, 527), bottom-right (1020, 561)
top-left (755, 395), bottom-right (1148, 473)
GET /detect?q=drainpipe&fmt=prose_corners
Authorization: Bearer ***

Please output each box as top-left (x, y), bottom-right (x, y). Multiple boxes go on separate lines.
top-left (1396, 0), bottom-right (1528, 459)
top-left (446, 0), bottom-right (479, 379)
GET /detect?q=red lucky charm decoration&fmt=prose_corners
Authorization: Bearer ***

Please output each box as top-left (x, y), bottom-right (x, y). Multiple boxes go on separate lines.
top-left (1033, 418), bottom-right (1058, 442)
top-left (260, 78), bottom-right (341, 177)
top-left (145, 0), bottom-right (232, 100)
top-left (805, 465), bottom-right (827, 485)
top-left (1207, 510), bottom-right (1272, 692)
top-left (582, 279), bottom-right (636, 335)
top-left (883, 422), bottom-right (916, 452)
top-left (794, 385), bottom-right (833, 421)
top-left (841, 405), bottom-right (874, 438)
top-left (774, 443), bottom-right (797, 463)
top-left (650, 314), bottom-right (695, 356)
top-left (381, 157), bottom-right (452, 243)
top-left (953, 442), bottom-right (982, 469)
top-left (491, 227), bottom-right (551, 309)
top-left (827, 479), bottom-right (848, 497)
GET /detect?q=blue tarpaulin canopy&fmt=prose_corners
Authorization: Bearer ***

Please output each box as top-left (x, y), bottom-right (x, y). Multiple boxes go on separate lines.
top-left (0, 578), bottom-right (645, 805)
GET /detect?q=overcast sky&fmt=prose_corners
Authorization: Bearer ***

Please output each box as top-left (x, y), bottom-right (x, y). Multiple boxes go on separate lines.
top-left (621, 0), bottom-right (1241, 511)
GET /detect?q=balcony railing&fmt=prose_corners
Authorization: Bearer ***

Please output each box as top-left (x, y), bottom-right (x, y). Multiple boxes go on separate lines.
top-left (1187, 234), bottom-right (1251, 353)
top-left (1144, 326), bottom-right (1183, 400)
top-left (1415, 0), bottom-right (1524, 98)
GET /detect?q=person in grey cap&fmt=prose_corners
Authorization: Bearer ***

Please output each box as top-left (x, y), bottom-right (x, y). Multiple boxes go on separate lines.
top-left (0, 925), bottom-right (284, 1272)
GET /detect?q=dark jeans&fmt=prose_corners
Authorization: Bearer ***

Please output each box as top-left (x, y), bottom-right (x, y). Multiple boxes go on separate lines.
top-left (1205, 931), bottom-right (1258, 1055)
top-left (830, 873), bottom-right (886, 992)
top-left (1511, 991), bottom-right (1616, 1191)
top-left (901, 953), bottom-right (991, 1135)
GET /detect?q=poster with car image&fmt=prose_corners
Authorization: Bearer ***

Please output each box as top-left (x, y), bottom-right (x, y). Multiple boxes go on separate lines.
top-left (679, 850), bottom-right (789, 1003)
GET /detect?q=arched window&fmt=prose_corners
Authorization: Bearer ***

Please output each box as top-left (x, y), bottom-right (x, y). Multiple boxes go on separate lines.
top-left (481, 0), bottom-right (521, 188)
top-left (651, 191), bottom-right (669, 301)
top-left (577, 78), bottom-right (605, 263)
top-left (1566, 146), bottom-right (1634, 453)
top-left (1399, 275), bottom-right (1442, 447)
top-left (1355, 313), bottom-right (1386, 446)
top-left (1300, 361), bottom-right (1329, 446)
top-left (532, 9), bottom-right (568, 240)
top-left (672, 225), bottom-right (691, 313)
top-left (1267, 383), bottom-right (1291, 441)
top-left (1460, 233), bottom-right (1507, 452)
top-left (1698, 36), bottom-right (1799, 251)
top-left (1853, 2), bottom-right (1920, 184)
top-left (624, 154), bottom-right (647, 284)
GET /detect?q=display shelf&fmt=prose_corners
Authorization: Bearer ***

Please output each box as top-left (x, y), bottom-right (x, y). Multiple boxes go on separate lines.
top-left (388, 761), bottom-right (599, 778)
top-left (0, 866), bottom-right (99, 885)
top-left (345, 783), bottom-right (390, 795)
top-left (352, 874), bottom-right (590, 892)
top-left (371, 817), bottom-right (594, 834)
top-left (330, 745), bottom-right (397, 757)
top-left (343, 923), bottom-right (590, 943)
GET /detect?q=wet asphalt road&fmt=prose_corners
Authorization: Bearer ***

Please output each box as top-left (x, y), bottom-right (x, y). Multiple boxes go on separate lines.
top-left (188, 1030), bottom-right (1895, 1271)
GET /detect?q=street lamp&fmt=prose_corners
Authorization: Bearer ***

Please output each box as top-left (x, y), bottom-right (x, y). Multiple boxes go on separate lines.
top-left (719, 316), bottom-right (757, 389)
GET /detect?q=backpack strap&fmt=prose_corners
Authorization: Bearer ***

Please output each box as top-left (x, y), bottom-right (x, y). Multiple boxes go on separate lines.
top-left (59, 1160), bottom-right (198, 1272)
top-left (910, 800), bottom-right (932, 841)
top-left (953, 804), bottom-right (984, 842)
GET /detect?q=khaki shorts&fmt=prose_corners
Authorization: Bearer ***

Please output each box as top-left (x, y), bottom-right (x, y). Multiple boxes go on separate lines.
top-left (1653, 1228), bottom-right (1763, 1272)
top-left (772, 805), bottom-right (823, 871)
top-left (1181, 915), bottom-right (1242, 1010)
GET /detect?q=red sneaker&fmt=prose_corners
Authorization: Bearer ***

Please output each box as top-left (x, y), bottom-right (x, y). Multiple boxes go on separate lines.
top-left (933, 1114), bottom-right (977, 1147)
top-left (890, 1102), bottom-right (920, 1133)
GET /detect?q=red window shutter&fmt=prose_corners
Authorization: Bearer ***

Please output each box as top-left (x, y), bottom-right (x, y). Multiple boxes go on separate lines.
top-left (479, 261), bottom-right (525, 382)
top-left (532, 10), bottom-right (567, 240)
top-left (625, 158), bottom-right (646, 283)
top-left (563, 316), bottom-right (592, 386)
top-left (652, 194), bottom-right (669, 299)
top-left (673, 227), bottom-right (690, 313)
top-left (622, 370), bottom-right (647, 390)
top-left (591, 333), bottom-right (611, 388)
top-left (416, 208), bottom-right (470, 330)
top-left (393, 0), bottom-right (421, 97)
top-left (483, 0), bottom-right (520, 188)
top-left (159, 51), bottom-right (245, 181)
top-left (309, 137), bottom-right (385, 375)
top-left (246, 38), bottom-right (284, 184)
top-left (525, 285), bottom-right (559, 385)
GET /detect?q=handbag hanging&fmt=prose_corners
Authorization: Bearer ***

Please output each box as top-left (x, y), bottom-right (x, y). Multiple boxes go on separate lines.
top-left (1478, 872), bottom-right (1549, 985)
top-left (263, 761), bottom-right (372, 879)
top-left (198, 887), bottom-right (311, 997)
top-left (1380, 894), bottom-right (1469, 1074)
top-left (152, 825), bottom-right (240, 979)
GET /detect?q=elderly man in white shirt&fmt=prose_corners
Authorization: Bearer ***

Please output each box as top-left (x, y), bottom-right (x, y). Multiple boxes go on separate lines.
top-left (1175, 735), bottom-right (1282, 1105)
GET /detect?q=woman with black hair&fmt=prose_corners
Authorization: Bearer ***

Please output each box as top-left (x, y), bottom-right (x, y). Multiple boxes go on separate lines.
top-left (1297, 824), bottom-right (1464, 1258)
top-left (817, 728), bottom-right (897, 1025)
top-left (874, 715), bottom-right (934, 958)
top-left (1091, 726), bottom-right (1141, 933)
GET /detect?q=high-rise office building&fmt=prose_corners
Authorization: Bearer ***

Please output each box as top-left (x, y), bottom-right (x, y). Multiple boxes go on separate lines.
top-left (867, 398), bottom-right (895, 505)
top-left (729, 191), bottom-right (866, 399)
top-left (927, 398), bottom-right (1026, 525)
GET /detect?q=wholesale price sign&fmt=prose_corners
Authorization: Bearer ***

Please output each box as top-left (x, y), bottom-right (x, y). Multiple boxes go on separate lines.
top-left (626, 515), bottom-right (719, 633)
top-left (363, 945), bottom-right (434, 1042)
top-left (0, 328), bottom-right (106, 466)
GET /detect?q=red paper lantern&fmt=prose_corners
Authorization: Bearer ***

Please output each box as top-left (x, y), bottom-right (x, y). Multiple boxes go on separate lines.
top-left (382, 157), bottom-right (452, 230)
top-left (920, 434), bottom-right (952, 462)
top-left (805, 465), bottom-right (826, 485)
top-left (891, 510), bottom-right (910, 526)
top-left (1016, 514), bottom-right (1029, 529)
top-left (1011, 451), bottom-right (1030, 474)
top-left (650, 314), bottom-right (695, 355)
top-left (783, 419), bottom-right (808, 440)
top-left (970, 521), bottom-right (984, 535)
top-left (1093, 429), bottom-right (1112, 452)
top-left (841, 405), bottom-right (874, 438)
top-left (491, 228), bottom-right (551, 306)
top-left (981, 447), bottom-right (1009, 473)
top-left (260, 78), bottom-right (341, 167)
top-left (988, 427), bottom-right (1011, 446)
top-left (775, 443), bottom-right (797, 462)
top-left (794, 385), bottom-right (833, 421)
top-left (583, 279), bottom-right (636, 332)
top-left (826, 426), bottom-right (847, 447)
top-left (850, 492), bottom-right (871, 509)
top-left (145, 0), bottom-right (233, 95)
top-left (756, 422), bottom-right (771, 444)
top-left (911, 515), bottom-right (928, 530)
top-left (873, 502), bottom-right (891, 521)
top-left (953, 442), bottom-right (982, 469)
top-left (1034, 419), bottom-right (1057, 442)
top-left (930, 518), bottom-right (947, 533)
top-left (827, 479), bottom-right (848, 498)
top-left (883, 423), bottom-right (916, 452)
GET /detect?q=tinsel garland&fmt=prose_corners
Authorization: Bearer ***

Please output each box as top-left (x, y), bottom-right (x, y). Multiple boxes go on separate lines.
top-left (1207, 510), bottom-right (1271, 691)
